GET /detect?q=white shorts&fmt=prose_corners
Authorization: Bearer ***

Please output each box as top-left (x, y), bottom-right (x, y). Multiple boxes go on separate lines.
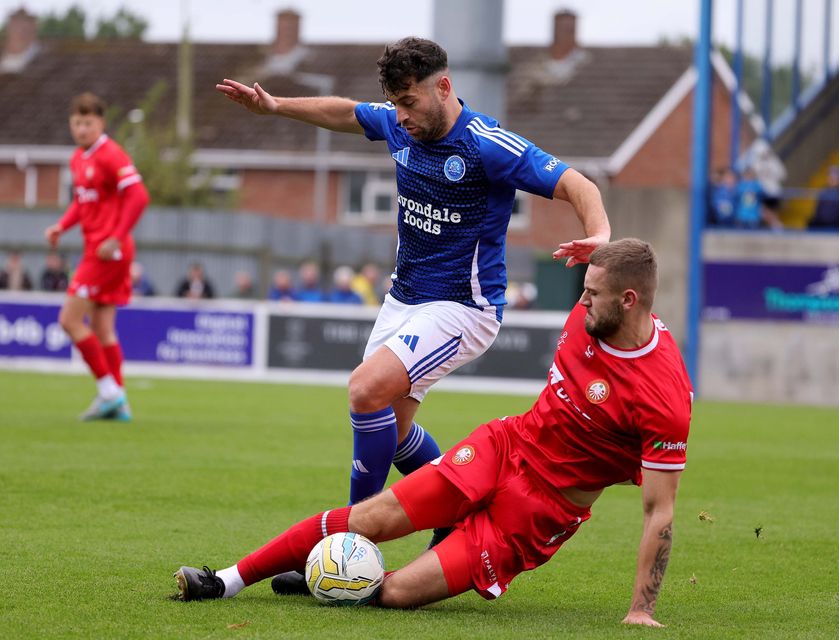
top-left (364, 294), bottom-right (502, 402)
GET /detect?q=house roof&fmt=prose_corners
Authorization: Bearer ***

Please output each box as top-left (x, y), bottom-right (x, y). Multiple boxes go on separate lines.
top-left (0, 37), bottom-right (694, 165)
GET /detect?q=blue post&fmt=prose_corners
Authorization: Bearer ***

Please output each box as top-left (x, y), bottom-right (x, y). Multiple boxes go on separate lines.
top-left (826, 0), bottom-right (833, 83)
top-left (687, 0), bottom-right (713, 391)
top-left (730, 0), bottom-right (744, 169)
top-left (792, 0), bottom-right (802, 110)
top-left (761, 0), bottom-right (774, 136)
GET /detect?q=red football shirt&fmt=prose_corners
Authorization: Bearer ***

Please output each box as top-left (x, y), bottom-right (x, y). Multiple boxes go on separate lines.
top-left (510, 304), bottom-right (693, 491)
top-left (68, 134), bottom-right (141, 256)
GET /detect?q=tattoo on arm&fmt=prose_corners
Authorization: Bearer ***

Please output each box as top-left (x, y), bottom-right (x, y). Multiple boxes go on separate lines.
top-left (633, 522), bottom-right (673, 615)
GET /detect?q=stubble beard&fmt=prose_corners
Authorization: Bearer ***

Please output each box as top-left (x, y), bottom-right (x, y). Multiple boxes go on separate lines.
top-left (584, 300), bottom-right (625, 341)
top-left (411, 100), bottom-right (448, 142)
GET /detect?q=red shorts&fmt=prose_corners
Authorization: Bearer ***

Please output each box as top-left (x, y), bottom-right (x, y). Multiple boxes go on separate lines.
top-left (68, 243), bottom-right (133, 306)
top-left (391, 419), bottom-right (591, 600)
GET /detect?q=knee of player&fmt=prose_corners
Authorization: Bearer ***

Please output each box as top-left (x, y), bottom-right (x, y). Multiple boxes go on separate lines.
top-left (348, 504), bottom-right (387, 540)
top-left (348, 370), bottom-right (384, 412)
top-left (58, 308), bottom-right (77, 334)
top-left (376, 579), bottom-right (417, 609)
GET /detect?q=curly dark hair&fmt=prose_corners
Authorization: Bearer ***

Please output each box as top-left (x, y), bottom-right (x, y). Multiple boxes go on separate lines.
top-left (377, 37), bottom-right (448, 96)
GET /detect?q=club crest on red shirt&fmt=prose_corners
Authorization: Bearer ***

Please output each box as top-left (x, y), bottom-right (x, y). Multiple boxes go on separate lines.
top-left (452, 445), bottom-right (475, 465)
top-left (585, 379), bottom-right (610, 404)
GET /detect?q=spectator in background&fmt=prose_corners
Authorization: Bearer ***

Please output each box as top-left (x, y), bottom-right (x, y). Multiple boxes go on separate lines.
top-left (40, 251), bottom-right (69, 292)
top-left (809, 165), bottom-right (839, 230)
top-left (709, 167), bottom-right (738, 227)
top-left (506, 281), bottom-right (537, 310)
top-left (268, 269), bottom-right (297, 301)
top-left (750, 139), bottom-right (786, 217)
top-left (130, 261), bottom-right (156, 297)
top-left (0, 251), bottom-right (34, 291)
top-left (351, 262), bottom-right (385, 306)
top-left (295, 261), bottom-right (324, 302)
top-left (328, 266), bottom-right (364, 304)
top-left (176, 262), bottom-right (215, 299)
top-left (231, 270), bottom-right (256, 299)
top-left (736, 169), bottom-right (783, 230)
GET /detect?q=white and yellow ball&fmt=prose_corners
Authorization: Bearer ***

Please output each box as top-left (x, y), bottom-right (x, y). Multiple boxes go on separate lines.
top-left (305, 532), bottom-right (385, 606)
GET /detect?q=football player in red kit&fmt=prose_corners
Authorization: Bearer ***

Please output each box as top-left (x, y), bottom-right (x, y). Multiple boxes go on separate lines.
top-left (45, 93), bottom-right (149, 421)
top-left (174, 239), bottom-right (693, 628)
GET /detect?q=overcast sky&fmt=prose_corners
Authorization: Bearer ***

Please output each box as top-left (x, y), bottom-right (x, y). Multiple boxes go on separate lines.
top-left (7, 0), bottom-right (838, 74)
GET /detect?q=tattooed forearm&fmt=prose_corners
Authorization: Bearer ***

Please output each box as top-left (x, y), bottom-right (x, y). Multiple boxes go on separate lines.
top-left (631, 522), bottom-right (673, 615)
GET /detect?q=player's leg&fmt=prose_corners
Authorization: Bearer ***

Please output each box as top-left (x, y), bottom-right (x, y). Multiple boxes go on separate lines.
top-left (58, 295), bottom-right (124, 419)
top-left (175, 490), bottom-right (413, 601)
top-left (91, 304), bottom-right (121, 384)
top-left (91, 304), bottom-right (131, 421)
top-left (346, 346), bottom-right (409, 504)
top-left (377, 530), bottom-right (473, 608)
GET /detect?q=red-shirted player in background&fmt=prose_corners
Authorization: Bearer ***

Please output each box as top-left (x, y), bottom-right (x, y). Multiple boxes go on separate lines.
top-left (174, 239), bottom-right (693, 628)
top-left (44, 93), bottom-right (150, 422)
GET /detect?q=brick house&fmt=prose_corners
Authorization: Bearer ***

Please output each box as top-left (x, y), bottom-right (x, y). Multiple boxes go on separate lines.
top-left (0, 7), bottom-right (759, 330)
top-left (0, 8), bottom-right (752, 235)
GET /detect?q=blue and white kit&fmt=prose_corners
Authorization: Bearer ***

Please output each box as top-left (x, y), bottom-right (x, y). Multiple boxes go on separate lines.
top-left (354, 99), bottom-right (569, 388)
top-left (355, 99), bottom-right (569, 319)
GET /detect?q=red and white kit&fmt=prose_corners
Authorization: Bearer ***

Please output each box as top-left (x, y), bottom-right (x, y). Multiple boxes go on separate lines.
top-left (61, 134), bottom-right (144, 305)
top-left (396, 303), bottom-right (694, 598)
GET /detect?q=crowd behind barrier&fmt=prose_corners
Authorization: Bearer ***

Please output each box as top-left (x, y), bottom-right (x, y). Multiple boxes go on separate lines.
top-left (0, 252), bottom-right (543, 311)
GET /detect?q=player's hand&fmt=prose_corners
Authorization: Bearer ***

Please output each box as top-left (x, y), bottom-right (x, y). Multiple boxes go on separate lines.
top-left (44, 224), bottom-right (62, 248)
top-left (96, 237), bottom-right (122, 261)
top-left (553, 234), bottom-right (609, 268)
top-left (622, 611), bottom-right (664, 627)
top-left (215, 79), bottom-right (278, 115)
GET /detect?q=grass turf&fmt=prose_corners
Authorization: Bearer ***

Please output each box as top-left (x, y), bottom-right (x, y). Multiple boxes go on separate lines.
top-left (0, 370), bottom-right (836, 639)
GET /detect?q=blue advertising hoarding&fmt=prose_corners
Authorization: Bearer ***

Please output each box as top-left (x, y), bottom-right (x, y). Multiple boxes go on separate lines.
top-left (703, 262), bottom-right (839, 323)
top-left (0, 298), bottom-right (254, 366)
top-left (117, 308), bottom-right (254, 366)
top-left (0, 301), bottom-right (72, 359)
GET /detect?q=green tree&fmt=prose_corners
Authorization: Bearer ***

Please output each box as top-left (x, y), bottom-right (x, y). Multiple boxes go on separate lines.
top-left (94, 8), bottom-right (147, 40)
top-left (38, 5), bottom-right (86, 39)
top-left (32, 5), bottom-right (148, 41)
top-left (112, 81), bottom-right (223, 208)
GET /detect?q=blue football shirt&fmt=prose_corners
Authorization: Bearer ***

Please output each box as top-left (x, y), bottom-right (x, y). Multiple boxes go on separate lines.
top-left (355, 100), bottom-right (568, 319)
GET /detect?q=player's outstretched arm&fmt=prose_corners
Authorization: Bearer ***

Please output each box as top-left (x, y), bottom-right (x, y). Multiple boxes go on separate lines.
top-left (622, 469), bottom-right (682, 628)
top-left (552, 168), bottom-right (610, 267)
top-left (215, 79), bottom-right (364, 134)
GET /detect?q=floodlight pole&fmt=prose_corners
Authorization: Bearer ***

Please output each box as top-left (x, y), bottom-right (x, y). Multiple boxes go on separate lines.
top-left (686, 0), bottom-right (713, 392)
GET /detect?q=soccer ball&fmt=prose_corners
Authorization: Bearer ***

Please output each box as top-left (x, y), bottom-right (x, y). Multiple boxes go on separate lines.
top-left (305, 532), bottom-right (385, 606)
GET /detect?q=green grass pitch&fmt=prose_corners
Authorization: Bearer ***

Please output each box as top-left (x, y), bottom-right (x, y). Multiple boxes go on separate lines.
top-left (1, 370), bottom-right (836, 639)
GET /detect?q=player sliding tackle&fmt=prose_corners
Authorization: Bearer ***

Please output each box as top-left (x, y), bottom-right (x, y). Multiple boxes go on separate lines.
top-left (215, 37), bottom-right (610, 591)
top-left (175, 239), bottom-right (693, 628)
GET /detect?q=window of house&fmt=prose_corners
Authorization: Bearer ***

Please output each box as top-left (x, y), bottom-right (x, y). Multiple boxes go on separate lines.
top-left (342, 171), bottom-right (397, 224)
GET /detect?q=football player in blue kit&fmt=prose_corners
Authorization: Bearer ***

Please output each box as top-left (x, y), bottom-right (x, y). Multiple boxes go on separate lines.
top-left (216, 37), bottom-right (610, 591)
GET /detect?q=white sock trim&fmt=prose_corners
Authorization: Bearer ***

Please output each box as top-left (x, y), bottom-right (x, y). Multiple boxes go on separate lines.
top-left (217, 565), bottom-right (245, 598)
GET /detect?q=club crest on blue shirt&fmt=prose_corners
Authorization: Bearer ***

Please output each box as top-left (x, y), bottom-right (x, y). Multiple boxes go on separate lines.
top-left (443, 155), bottom-right (466, 182)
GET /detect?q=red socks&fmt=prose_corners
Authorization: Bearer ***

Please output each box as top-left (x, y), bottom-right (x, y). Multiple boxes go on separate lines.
top-left (103, 343), bottom-right (124, 386)
top-left (237, 506), bottom-right (352, 586)
top-left (74, 335), bottom-right (110, 380)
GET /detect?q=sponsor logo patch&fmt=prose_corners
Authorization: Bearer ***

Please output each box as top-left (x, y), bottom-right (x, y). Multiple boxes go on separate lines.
top-left (543, 156), bottom-right (562, 172)
top-left (392, 148), bottom-right (410, 167)
top-left (443, 155), bottom-right (466, 181)
top-left (451, 445), bottom-right (475, 465)
top-left (653, 441), bottom-right (687, 451)
top-left (585, 379), bottom-right (610, 404)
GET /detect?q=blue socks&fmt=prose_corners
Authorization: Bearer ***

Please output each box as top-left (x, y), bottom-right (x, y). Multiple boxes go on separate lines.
top-left (393, 422), bottom-right (441, 476)
top-left (349, 407), bottom-right (398, 505)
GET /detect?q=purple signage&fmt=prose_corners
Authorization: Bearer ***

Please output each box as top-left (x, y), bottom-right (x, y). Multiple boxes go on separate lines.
top-left (703, 262), bottom-right (839, 323)
top-left (0, 301), bottom-right (72, 359)
top-left (117, 308), bottom-right (254, 366)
